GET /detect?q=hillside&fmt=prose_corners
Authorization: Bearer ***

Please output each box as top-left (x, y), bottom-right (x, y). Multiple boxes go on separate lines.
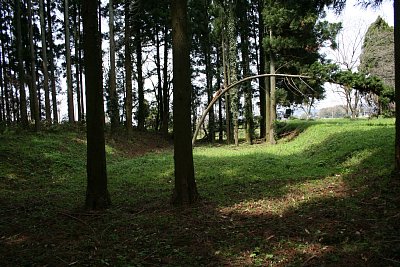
top-left (0, 119), bottom-right (399, 266)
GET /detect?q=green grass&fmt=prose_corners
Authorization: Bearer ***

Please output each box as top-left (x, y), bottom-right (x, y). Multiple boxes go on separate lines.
top-left (0, 118), bottom-right (399, 266)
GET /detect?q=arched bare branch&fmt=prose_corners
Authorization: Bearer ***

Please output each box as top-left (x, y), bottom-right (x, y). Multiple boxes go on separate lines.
top-left (192, 73), bottom-right (311, 146)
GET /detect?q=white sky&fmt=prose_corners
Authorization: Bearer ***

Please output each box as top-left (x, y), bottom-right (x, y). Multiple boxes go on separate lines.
top-left (314, 0), bottom-right (394, 110)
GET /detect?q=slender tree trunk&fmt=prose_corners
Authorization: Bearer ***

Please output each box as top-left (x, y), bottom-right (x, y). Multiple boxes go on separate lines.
top-left (15, 0), bottom-right (28, 127)
top-left (39, 0), bottom-right (51, 124)
top-left (268, 30), bottom-right (276, 144)
top-left (258, 0), bottom-right (266, 139)
top-left (171, 0), bottom-right (198, 206)
top-left (136, 26), bottom-right (145, 130)
top-left (14, 86), bottom-right (20, 123)
top-left (265, 61), bottom-right (271, 141)
top-left (109, 0), bottom-right (119, 131)
top-left (240, 18), bottom-right (254, 144)
top-left (161, 25), bottom-right (169, 137)
top-left (227, 8), bottom-right (239, 146)
top-left (206, 44), bottom-right (214, 143)
top-left (155, 25), bottom-right (163, 131)
top-left (47, 0), bottom-right (58, 124)
top-left (0, 48), bottom-right (4, 122)
top-left (216, 48), bottom-right (223, 142)
top-left (36, 61), bottom-right (42, 121)
top-left (125, 0), bottom-right (133, 134)
top-left (65, 0), bottom-right (75, 123)
top-left (73, 2), bottom-right (82, 122)
top-left (203, 5), bottom-right (214, 143)
top-left (222, 37), bottom-right (231, 144)
top-left (82, 0), bottom-right (110, 210)
top-left (192, 97), bottom-right (197, 134)
top-left (395, 0), bottom-right (400, 171)
top-left (28, 0), bottom-right (40, 131)
top-left (78, 4), bottom-right (84, 121)
top-left (1, 43), bottom-right (11, 125)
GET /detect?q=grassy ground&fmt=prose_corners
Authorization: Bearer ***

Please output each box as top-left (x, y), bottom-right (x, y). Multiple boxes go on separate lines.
top-left (0, 119), bottom-right (399, 266)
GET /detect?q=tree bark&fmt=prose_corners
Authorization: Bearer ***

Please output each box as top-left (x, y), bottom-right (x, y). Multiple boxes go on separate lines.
top-left (73, 2), bottom-right (82, 122)
top-left (125, 0), bottom-right (133, 134)
top-left (0, 47), bottom-right (4, 122)
top-left (136, 26), bottom-right (145, 131)
top-left (269, 30), bottom-right (276, 144)
top-left (109, 0), bottom-right (119, 132)
top-left (258, 0), bottom-right (266, 139)
top-left (39, 0), bottom-right (51, 124)
top-left (28, 0), bottom-right (40, 131)
top-left (155, 24), bottom-right (163, 132)
top-left (222, 36), bottom-right (231, 144)
top-left (171, 0), bottom-right (199, 206)
top-left (47, 0), bottom-right (58, 124)
top-left (161, 25), bottom-right (170, 137)
top-left (227, 8), bottom-right (239, 146)
top-left (394, 0), bottom-right (400, 171)
top-left (0, 43), bottom-right (11, 125)
top-left (240, 7), bottom-right (254, 145)
top-left (203, 3), bottom-right (214, 143)
top-left (82, 0), bottom-right (110, 210)
top-left (15, 0), bottom-right (28, 127)
top-left (65, 0), bottom-right (75, 123)
top-left (216, 49), bottom-right (223, 142)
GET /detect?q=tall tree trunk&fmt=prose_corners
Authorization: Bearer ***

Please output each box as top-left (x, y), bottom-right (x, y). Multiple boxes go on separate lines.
top-left (1, 43), bottom-right (11, 125)
top-left (109, 0), bottom-right (119, 131)
top-left (203, 4), bottom-right (214, 143)
top-left (15, 0), bottom-right (28, 127)
top-left (240, 3), bottom-right (254, 145)
top-left (28, 0), bottom-right (40, 131)
top-left (36, 61), bottom-right (42, 121)
top-left (136, 29), bottom-right (145, 131)
top-left (258, 0), bottom-right (266, 139)
top-left (265, 57), bottom-right (271, 141)
top-left (14, 86), bottom-right (20, 123)
top-left (394, 0), bottom-right (400, 171)
top-left (227, 8), bottom-right (239, 146)
top-left (171, 0), bottom-right (198, 206)
top-left (82, 0), bottom-right (110, 210)
top-left (65, 0), bottom-right (75, 123)
top-left (79, 42), bottom-right (84, 121)
top-left (73, 2), bottom-right (82, 122)
top-left (47, 0), bottom-right (58, 124)
top-left (206, 43), bottom-right (214, 143)
top-left (0, 48), bottom-right (4, 122)
top-left (161, 25), bottom-right (169, 137)
top-left (222, 37), bottom-right (231, 144)
top-left (216, 48), bottom-right (223, 142)
top-left (155, 25), bottom-right (163, 132)
top-left (241, 35), bottom-right (254, 144)
top-left (39, 0), bottom-right (51, 124)
top-left (125, 0), bottom-right (133, 134)
top-left (269, 30), bottom-right (276, 145)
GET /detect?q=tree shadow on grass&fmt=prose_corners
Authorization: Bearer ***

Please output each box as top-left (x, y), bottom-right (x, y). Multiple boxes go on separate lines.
top-left (1, 124), bottom-right (399, 266)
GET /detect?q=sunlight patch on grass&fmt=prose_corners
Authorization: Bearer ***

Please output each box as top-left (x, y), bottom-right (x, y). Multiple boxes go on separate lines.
top-left (219, 175), bottom-right (348, 216)
top-left (341, 149), bottom-right (378, 171)
top-left (105, 144), bottom-right (116, 155)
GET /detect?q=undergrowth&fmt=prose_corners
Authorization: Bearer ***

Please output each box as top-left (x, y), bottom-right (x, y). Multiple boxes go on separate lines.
top-left (0, 118), bottom-right (398, 266)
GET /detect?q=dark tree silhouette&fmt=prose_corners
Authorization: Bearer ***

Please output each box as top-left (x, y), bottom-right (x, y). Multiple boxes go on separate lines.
top-left (82, 0), bottom-right (111, 209)
top-left (171, 0), bottom-right (199, 205)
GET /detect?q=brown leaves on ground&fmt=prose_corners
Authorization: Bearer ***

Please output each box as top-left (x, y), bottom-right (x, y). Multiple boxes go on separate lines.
top-left (106, 130), bottom-right (172, 158)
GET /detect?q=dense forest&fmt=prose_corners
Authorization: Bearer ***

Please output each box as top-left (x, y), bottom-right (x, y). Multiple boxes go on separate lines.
top-left (1, 0), bottom-right (400, 265)
top-left (0, 0), bottom-right (398, 206)
top-left (0, 0), bottom-right (395, 132)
